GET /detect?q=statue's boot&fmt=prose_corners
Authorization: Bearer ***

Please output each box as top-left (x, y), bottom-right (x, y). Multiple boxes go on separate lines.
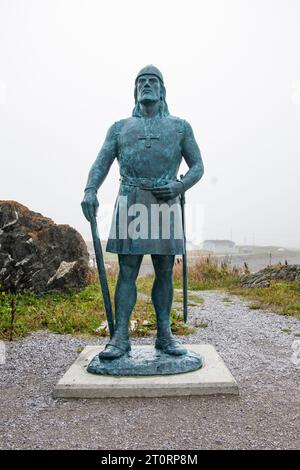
top-left (155, 332), bottom-right (187, 356)
top-left (99, 335), bottom-right (131, 360)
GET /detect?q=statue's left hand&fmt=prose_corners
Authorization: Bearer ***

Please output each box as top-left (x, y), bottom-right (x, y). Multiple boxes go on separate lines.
top-left (152, 181), bottom-right (184, 202)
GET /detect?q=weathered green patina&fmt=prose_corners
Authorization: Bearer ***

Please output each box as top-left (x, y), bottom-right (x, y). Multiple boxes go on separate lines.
top-left (81, 65), bottom-right (204, 373)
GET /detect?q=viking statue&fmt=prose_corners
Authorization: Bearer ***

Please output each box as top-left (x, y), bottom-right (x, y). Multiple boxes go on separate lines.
top-left (81, 65), bottom-right (204, 360)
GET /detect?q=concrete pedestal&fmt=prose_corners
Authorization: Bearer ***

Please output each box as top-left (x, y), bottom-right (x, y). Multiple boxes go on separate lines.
top-left (53, 344), bottom-right (239, 398)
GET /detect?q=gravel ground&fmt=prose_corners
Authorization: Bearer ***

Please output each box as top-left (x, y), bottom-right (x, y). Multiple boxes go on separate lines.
top-left (0, 290), bottom-right (299, 450)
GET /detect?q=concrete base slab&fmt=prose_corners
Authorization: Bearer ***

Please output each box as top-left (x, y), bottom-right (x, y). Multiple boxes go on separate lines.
top-left (53, 344), bottom-right (239, 398)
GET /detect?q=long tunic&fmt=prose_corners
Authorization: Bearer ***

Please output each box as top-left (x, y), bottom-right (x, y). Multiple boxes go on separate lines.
top-left (85, 115), bottom-right (204, 255)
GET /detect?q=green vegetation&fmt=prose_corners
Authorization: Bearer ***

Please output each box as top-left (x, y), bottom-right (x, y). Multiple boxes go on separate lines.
top-left (281, 328), bottom-right (292, 334)
top-left (187, 294), bottom-right (204, 305)
top-left (172, 291), bottom-right (204, 305)
top-left (229, 281), bottom-right (300, 319)
top-left (0, 285), bottom-right (106, 340)
top-left (222, 297), bottom-right (233, 303)
top-left (280, 328), bottom-right (300, 336)
top-left (0, 272), bottom-right (194, 341)
top-left (248, 303), bottom-right (262, 310)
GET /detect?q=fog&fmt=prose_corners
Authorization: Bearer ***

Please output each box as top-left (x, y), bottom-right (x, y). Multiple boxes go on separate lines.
top-left (1, 0), bottom-right (299, 248)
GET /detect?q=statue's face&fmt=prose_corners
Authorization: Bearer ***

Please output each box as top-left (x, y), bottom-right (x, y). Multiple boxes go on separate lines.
top-left (136, 74), bottom-right (161, 104)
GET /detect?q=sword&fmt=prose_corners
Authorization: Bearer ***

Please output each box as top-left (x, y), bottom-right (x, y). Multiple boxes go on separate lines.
top-left (180, 175), bottom-right (188, 323)
top-left (90, 215), bottom-right (115, 338)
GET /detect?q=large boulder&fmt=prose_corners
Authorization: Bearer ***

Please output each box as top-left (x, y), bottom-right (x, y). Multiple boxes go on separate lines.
top-left (0, 200), bottom-right (91, 293)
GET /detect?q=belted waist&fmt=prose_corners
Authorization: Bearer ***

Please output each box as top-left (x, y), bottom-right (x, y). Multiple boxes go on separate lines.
top-left (119, 175), bottom-right (176, 190)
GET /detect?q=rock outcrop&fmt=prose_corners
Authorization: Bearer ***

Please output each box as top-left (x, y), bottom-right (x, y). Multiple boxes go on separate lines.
top-left (240, 264), bottom-right (300, 288)
top-left (0, 201), bottom-right (91, 293)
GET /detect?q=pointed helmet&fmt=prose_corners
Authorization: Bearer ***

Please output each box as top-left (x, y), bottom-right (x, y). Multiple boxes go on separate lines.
top-left (135, 64), bottom-right (164, 84)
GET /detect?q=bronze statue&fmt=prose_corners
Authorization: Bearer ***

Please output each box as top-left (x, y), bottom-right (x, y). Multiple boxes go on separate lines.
top-left (81, 65), bottom-right (204, 371)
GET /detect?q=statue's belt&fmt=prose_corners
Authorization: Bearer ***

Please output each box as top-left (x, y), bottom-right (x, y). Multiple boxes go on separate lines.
top-left (119, 176), bottom-right (176, 190)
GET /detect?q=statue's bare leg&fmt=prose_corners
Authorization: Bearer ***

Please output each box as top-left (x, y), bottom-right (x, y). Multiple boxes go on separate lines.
top-left (99, 254), bottom-right (143, 359)
top-left (151, 254), bottom-right (187, 356)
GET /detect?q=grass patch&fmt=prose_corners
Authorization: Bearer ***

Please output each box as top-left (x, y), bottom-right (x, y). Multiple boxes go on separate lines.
top-left (136, 275), bottom-right (153, 294)
top-left (173, 293), bottom-right (203, 306)
top-left (173, 293), bottom-right (183, 303)
top-left (248, 303), bottom-right (261, 310)
top-left (222, 297), bottom-right (233, 303)
top-left (0, 273), bottom-right (192, 340)
top-left (229, 280), bottom-right (300, 319)
top-left (0, 284), bottom-right (107, 340)
top-left (187, 294), bottom-right (204, 304)
top-left (281, 328), bottom-right (292, 334)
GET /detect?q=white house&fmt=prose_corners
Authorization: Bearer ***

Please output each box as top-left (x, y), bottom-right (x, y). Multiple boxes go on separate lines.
top-left (202, 240), bottom-right (237, 254)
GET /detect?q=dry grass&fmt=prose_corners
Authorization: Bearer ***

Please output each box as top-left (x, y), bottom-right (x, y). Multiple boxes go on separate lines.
top-left (173, 254), bottom-right (242, 290)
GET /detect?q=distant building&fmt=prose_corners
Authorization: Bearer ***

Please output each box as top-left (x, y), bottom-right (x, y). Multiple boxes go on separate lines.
top-left (202, 239), bottom-right (236, 254)
top-left (186, 241), bottom-right (202, 251)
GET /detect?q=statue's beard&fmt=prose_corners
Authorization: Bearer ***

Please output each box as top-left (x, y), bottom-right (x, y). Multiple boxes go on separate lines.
top-left (138, 94), bottom-right (160, 105)
top-left (132, 94), bottom-right (169, 118)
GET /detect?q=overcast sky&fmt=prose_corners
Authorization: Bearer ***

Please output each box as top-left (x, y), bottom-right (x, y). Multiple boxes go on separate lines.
top-left (0, 0), bottom-right (299, 248)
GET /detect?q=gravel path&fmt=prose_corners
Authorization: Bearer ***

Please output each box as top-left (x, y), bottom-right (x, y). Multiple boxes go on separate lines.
top-left (0, 290), bottom-right (299, 450)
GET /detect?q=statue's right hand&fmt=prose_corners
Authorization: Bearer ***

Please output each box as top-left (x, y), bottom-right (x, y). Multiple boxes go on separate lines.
top-left (81, 190), bottom-right (99, 222)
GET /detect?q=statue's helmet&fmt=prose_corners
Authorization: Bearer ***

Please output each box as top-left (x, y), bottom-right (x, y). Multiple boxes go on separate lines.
top-left (135, 65), bottom-right (164, 85)
top-left (132, 64), bottom-right (169, 117)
